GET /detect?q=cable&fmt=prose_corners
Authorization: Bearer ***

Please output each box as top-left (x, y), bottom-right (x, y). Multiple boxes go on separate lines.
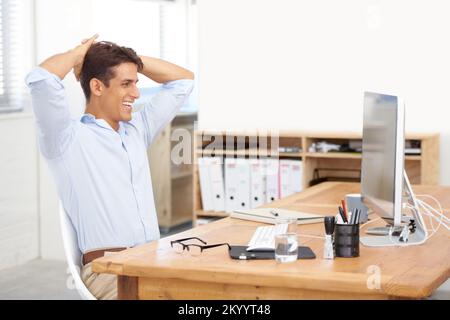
top-left (416, 195), bottom-right (450, 230)
top-left (386, 195), bottom-right (428, 246)
top-left (416, 194), bottom-right (450, 224)
top-left (363, 193), bottom-right (447, 247)
top-left (359, 217), bottom-right (381, 230)
top-left (405, 196), bottom-right (450, 243)
top-left (405, 203), bottom-right (438, 234)
top-left (414, 201), bottom-right (443, 227)
top-left (406, 203), bottom-right (444, 240)
top-left (298, 234), bottom-right (325, 240)
top-left (417, 199), bottom-right (450, 231)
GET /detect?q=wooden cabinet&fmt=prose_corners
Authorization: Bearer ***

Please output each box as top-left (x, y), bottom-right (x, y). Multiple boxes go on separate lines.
top-left (192, 130), bottom-right (440, 224)
top-left (148, 112), bottom-right (197, 232)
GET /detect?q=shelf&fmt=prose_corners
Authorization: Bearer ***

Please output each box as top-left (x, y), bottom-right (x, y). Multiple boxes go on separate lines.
top-left (305, 152), bottom-right (362, 159)
top-left (305, 152), bottom-right (422, 161)
top-left (193, 130), bottom-right (439, 222)
top-left (195, 210), bottom-right (229, 218)
top-left (405, 155), bottom-right (422, 161)
top-left (196, 149), bottom-right (303, 158)
top-left (196, 149), bottom-right (421, 161)
top-left (196, 148), bottom-right (281, 158)
top-left (279, 152), bottom-right (303, 158)
top-left (197, 149), bottom-right (251, 156)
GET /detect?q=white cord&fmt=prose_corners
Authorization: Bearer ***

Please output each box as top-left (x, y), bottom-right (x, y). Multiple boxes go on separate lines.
top-left (416, 194), bottom-right (450, 231)
top-left (419, 203), bottom-right (449, 237)
top-left (402, 195), bottom-right (450, 244)
top-left (298, 234), bottom-right (325, 240)
top-left (416, 194), bottom-right (450, 224)
top-left (359, 217), bottom-right (381, 230)
top-left (417, 199), bottom-right (450, 231)
top-left (361, 193), bottom-right (447, 247)
top-left (406, 203), bottom-right (444, 240)
top-left (385, 192), bottom-right (445, 246)
top-left (405, 203), bottom-right (437, 233)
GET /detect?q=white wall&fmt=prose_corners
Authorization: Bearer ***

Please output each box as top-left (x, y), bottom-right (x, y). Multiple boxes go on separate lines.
top-left (0, 113), bottom-right (39, 270)
top-left (32, 0), bottom-right (94, 260)
top-left (198, 0), bottom-right (450, 185)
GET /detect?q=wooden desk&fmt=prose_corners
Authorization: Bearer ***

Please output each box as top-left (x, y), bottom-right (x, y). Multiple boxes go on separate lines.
top-left (92, 182), bottom-right (450, 300)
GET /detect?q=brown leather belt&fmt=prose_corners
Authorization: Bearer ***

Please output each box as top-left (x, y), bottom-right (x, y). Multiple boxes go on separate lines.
top-left (82, 247), bottom-right (127, 266)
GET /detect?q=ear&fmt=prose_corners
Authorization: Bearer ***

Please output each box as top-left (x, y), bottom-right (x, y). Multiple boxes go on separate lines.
top-left (89, 78), bottom-right (104, 98)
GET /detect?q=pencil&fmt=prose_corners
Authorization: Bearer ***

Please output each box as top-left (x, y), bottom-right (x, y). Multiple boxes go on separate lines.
top-left (341, 200), bottom-right (348, 223)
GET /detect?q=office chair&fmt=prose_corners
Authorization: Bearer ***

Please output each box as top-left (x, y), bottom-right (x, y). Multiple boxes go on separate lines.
top-left (59, 203), bottom-right (96, 300)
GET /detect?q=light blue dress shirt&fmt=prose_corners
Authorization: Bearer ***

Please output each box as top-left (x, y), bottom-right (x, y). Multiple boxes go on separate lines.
top-left (25, 67), bottom-right (194, 253)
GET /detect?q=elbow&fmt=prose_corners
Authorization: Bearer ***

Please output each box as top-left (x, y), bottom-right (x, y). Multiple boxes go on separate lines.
top-left (186, 70), bottom-right (195, 80)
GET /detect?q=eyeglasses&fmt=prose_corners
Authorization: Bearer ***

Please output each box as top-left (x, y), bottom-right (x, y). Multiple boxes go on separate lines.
top-left (170, 237), bottom-right (231, 256)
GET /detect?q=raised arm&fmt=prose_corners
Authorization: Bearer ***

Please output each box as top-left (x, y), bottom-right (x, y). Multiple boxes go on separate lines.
top-left (138, 56), bottom-right (194, 83)
top-left (26, 34), bottom-right (98, 159)
top-left (39, 34), bottom-right (98, 80)
top-left (134, 56), bottom-right (194, 147)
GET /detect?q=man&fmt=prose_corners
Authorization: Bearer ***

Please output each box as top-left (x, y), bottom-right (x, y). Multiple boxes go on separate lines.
top-left (25, 35), bottom-right (194, 299)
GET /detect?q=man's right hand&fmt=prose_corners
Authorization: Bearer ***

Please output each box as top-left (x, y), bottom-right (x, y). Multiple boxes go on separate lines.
top-left (39, 34), bottom-right (98, 81)
top-left (72, 34), bottom-right (98, 81)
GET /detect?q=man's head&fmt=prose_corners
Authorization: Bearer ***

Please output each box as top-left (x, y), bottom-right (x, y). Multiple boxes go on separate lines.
top-left (80, 41), bottom-right (144, 126)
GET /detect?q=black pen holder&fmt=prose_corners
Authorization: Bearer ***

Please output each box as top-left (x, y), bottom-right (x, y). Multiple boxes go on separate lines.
top-left (334, 224), bottom-right (359, 258)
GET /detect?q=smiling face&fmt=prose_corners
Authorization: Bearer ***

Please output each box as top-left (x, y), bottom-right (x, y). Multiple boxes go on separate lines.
top-left (95, 62), bottom-right (140, 129)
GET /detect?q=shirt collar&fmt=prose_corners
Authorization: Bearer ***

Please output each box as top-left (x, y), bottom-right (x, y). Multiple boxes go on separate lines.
top-left (80, 113), bottom-right (95, 123)
top-left (80, 113), bottom-right (129, 135)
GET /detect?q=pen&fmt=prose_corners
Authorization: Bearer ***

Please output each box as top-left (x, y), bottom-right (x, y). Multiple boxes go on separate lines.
top-left (350, 209), bottom-right (356, 224)
top-left (270, 210), bottom-right (279, 217)
top-left (355, 209), bottom-right (360, 224)
top-left (341, 200), bottom-right (348, 222)
top-left (297, 217), bottom-right (324, 221)
top-left (338, 206), bottom-right (347, 224)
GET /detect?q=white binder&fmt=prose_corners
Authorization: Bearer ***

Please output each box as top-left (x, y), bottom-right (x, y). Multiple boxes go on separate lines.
top-left (264, 158), bottom-right (279, 203)
top-left (236, 158), bottom-right (251, 210)
top-left (208, 157), bottom-right (226, 212)
top-left (280, 159), bottom-right (303, 198)
top-left (290, 160), bottom-right (303, 193)
top-left (249, 159), bottom-right (266, 208)
top-left (279, 159), bottom-right (293, 198)
top-left (225, 158), bottom-right (239, 213)
top-left (198, 157), bottom-right (214, 211)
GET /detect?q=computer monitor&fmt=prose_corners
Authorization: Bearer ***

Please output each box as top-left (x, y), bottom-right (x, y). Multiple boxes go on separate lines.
top-left (360, 91), bottom-right (427, 247)
top-left (361, 91), bottom-right (405, 227)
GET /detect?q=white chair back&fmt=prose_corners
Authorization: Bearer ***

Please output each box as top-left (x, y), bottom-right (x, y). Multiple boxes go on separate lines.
top-left (59, 203), bottom-right (96, 300)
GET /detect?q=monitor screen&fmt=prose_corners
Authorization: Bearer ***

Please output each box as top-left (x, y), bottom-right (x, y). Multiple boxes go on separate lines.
top-left (361, 92), bottom-right (404, 226)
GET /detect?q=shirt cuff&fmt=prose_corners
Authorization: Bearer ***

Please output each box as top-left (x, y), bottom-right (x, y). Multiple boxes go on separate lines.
top-left (25, 66), bottom-right (65, 88)
top-left (161, 78), bottom-right (194, 94)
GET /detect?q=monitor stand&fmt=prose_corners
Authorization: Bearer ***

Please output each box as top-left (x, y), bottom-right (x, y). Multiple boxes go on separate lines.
top-left (360, 171), bottom-right (428, 247)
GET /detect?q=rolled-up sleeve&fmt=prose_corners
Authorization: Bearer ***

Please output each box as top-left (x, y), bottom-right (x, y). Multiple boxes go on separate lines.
top-left (25, 67), bottom-right (75, 159)
top-left (135, 79), bottom-right (194, 147)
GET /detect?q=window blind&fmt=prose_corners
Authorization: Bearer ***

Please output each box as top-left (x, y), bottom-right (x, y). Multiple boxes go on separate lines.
top-left (0, 0), bottom-right (32, 113)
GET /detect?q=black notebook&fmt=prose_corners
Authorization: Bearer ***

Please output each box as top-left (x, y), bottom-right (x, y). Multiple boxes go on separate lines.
top-left (229, 245), bottom-right (316, 260)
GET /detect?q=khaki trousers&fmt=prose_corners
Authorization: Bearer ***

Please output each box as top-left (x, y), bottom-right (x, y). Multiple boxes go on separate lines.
top-left (81, 262), bottom-right (117, 300)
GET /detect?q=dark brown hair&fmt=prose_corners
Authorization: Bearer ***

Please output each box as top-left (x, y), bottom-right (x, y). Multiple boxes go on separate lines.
top-left (80, 41), bottom-right (144, 101)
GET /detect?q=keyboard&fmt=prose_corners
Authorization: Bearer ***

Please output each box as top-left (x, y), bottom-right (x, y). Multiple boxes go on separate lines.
top-left (246, 223), bottom-right (288, 251)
